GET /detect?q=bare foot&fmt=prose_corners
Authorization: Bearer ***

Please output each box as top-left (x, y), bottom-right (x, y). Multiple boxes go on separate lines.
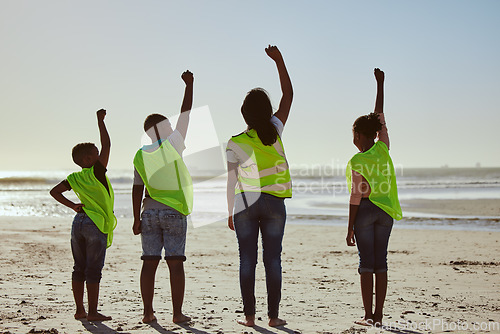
top-left (74, 311), bottom-right (87, 320)
top-left (173, 313), bottom-right (191, 324)
top-left (86, 312), bottom-right (112, 321)
top-left (373, 313), bottom-right (383, 327)
top-left (237, 315), bottom-right (255, 327)
top-left (354, 318), bottom-right (373, 326)
top-left (142, 313), bottom-right (157, 323)
top-left (269, 318), bottom-right (287, 327)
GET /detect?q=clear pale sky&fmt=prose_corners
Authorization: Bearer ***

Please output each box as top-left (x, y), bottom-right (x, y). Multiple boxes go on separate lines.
top-left (1, 0), bottom-right (499, 171)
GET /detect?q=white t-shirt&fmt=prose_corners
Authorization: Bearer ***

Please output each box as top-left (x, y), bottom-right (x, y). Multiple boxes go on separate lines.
top-left (226, 115), bottom-right (284, 164)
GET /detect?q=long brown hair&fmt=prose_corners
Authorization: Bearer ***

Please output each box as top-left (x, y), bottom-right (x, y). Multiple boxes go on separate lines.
top-left (241, 88), bottom-right (278, 146)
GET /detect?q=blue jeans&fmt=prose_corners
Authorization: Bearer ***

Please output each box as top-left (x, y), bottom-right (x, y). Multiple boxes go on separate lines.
top-left (71, 212), bottom-right (107, 283)
top-left (140, 207), bottom-right (187, 261)
top-left (234, 193), bottom-right (286, 318)
top-left (354, 199), bottom-right (393, 274)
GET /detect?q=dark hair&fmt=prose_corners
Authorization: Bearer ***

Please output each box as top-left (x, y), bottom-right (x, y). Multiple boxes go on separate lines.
top-left (144, 113), bottom-right (167, 132)
top-left (72, 142), bottom-right (96, 166)
top-left (241, 88), bottom-right (277, 146)
top-left (353, 112), bottom-right (382, 139)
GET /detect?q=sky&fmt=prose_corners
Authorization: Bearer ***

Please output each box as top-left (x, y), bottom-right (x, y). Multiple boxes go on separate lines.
top-left (1, 0), bottom-right (499, 172)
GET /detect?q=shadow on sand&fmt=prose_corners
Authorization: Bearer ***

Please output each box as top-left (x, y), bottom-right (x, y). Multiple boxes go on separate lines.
top-left (79, 318), bottom-right (304, 334)
top-left (80, 319), bottom-right (122, 333)
top-left (176, 322), bottom-right (214, 334)
top-left (145, 321), bottom-right (180, 333)
top-left (381, 324), bottom-right (424, 334)
top-left (179, 322), bottom-right (299, 334)
top-left (241, 324), bottom-right (299, 334)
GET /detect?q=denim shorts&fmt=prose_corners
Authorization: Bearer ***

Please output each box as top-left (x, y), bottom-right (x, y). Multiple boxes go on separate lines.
top-left (141, 207), bottom-right (187, 261)
top-left (354, 199), bottom-right (393, 274)
top-left (71, 212), bottom-right (107, 283)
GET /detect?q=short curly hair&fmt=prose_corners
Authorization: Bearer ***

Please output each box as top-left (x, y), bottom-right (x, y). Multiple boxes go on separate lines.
top-left (72, 142), bottom-right (96, 166)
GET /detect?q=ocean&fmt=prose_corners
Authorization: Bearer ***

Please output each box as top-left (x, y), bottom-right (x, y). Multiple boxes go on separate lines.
top-left (0, 168), bottom-right (499, 231)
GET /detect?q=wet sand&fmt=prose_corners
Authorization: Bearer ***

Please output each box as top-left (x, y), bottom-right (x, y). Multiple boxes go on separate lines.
top-left (401, 198), bottom-right (500, 217)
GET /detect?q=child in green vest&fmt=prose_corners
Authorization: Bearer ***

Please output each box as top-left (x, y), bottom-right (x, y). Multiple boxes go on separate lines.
top-left (346, 69), bottom-right (402, 327)
top-left (132, 70), bottom-right (193, 324)
top-left (49, 109), bottom-right (116, 321)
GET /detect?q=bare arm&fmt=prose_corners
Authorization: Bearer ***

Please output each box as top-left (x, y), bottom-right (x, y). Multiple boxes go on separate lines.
top-left (226, 161), bottom-right (238, 230)
top-left (49, 181), bottom-right (84, 213)
top-left (347, 171), bottom-right (362, 246)
top-left (266, 45), bottom-right (293, 126)
top-left (176, 70), bottom-right (194, 139)
top-left (374, 68), bottom-right (384, 114)
top-left (132, 184), bottom-right (144, 235)
top-left (347, 70), bottom-right (385, 245)
top-left (373, 68), bottom-right (390, 148)
top-left (96, 109), bottom-right (111, 168)
top-left (346, 204), bottom-right (359, 246)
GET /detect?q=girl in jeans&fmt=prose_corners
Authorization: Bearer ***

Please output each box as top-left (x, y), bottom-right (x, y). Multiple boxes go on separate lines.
top-left (346, 68), bottom-right (403, 327)
top-left (226, 45), bottom-right (293, 328)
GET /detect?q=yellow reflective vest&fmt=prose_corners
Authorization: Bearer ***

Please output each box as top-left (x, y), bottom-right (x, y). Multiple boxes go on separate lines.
top-left (346, 141), bottom-right (403, 220)
top-left (227, 129), bottom-right (292, 198)
top-left (67, 166), bottom-right (117, 248)
top-left (133, 139), bottom-right (193, 215)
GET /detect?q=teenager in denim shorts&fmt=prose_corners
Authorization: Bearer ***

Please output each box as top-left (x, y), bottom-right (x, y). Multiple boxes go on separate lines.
top-left (132, 70), bottom-right (194, 324)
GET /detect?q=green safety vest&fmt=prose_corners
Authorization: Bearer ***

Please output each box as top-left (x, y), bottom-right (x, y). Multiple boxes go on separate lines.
top-left (227, 129), bottom-right (292, 198)
top-left (346, 141), bottom-right (403, 220)
top-left (133, 139), bottom-right (193, 215)
top-left (67, 166), bottom-right (117, 248)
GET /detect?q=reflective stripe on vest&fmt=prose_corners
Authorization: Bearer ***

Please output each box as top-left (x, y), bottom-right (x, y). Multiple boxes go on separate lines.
top-left (227, 130), bottom-right (292, 198)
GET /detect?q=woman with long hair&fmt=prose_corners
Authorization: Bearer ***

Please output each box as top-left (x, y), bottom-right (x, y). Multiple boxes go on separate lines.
top-left (226, 45), bottom-right (293, 327)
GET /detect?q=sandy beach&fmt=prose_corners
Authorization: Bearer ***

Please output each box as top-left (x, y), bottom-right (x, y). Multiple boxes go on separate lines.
top-left (1, 199), bottom-right (499, 334)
